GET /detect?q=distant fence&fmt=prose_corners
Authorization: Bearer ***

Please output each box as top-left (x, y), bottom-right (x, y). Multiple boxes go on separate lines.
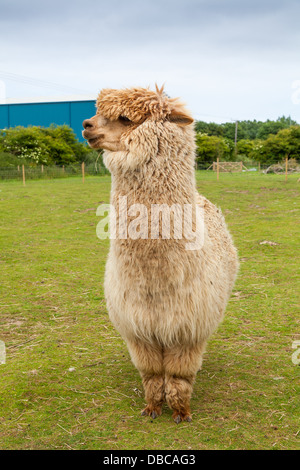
top-left (0, 162), bottom-right (110, 182)
top-left (210, 161), bottom-right (246, 172)
top-left (0, 159), bottom-right (298, 183)
top-left (195, 160), bottom-right (267, 171)
top-left (201, 157), bottom-right (298, 181)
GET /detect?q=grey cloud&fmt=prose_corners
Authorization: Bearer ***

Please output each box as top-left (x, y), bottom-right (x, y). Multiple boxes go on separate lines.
top-left (1, 0), bottom-right (299, 122)
top-left (1, 0), bottom-right (300, 54)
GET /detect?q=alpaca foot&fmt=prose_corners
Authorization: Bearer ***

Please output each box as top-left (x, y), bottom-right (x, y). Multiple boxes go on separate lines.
top-left (172, 410), bottom-right (192, 424)
top-left (141, 404), bottom-right (162, 419)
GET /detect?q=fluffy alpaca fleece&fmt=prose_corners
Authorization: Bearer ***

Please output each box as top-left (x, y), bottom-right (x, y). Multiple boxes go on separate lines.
top-left (84, 86), bottom-right (239, 423)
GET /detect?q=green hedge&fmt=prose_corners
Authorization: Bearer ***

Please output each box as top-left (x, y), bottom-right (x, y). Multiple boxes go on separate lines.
top-left (0, 124), bottom-right (100, 167)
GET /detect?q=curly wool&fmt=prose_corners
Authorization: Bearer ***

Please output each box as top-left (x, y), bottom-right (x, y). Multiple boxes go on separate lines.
top-left (96, 85), bottom-right (190, 123)
top-left (99, 87), bottom-right (239, 348)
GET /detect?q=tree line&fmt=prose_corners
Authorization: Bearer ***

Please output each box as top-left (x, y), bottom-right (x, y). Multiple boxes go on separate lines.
top-left (195, 116), bottom-right (300, 164)
top-left (0, 117), bottom-right (299, 167)
top-left (0, 125), bottom-right (98, 168)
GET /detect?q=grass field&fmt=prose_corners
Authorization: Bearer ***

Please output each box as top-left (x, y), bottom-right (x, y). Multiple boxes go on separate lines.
top-left (0, 171), bottom-right (299, 450)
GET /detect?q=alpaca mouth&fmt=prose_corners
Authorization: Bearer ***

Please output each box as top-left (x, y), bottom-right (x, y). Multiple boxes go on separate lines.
top-left (88, 137), bottom-right (99, 144)
top-left (87, 136), bottom-right (103, 149)
top-left (82, 132), bottom-right (104, 148)
top-left (82, 128), bottom-right (102, 141)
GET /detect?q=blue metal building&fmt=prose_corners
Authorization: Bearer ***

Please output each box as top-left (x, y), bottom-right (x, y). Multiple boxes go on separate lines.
top-left (0, 97), bottom-right (96, 141)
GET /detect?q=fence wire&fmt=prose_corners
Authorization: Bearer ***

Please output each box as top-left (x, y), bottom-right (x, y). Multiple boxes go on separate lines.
top-left (0, 160), bottom-right (297, 182)
top-left (0, 163), bottom-right (110, 181)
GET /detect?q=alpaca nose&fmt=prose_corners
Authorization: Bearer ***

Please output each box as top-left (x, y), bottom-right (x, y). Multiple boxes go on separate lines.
top-left (83, 119), bottom-right (94, 129)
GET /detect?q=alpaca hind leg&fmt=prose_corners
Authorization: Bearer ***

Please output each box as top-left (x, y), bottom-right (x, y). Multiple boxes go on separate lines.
top-left (164, 343), bottom-right (206, 423)
top-left (126, 339), bottom-right (164, 418)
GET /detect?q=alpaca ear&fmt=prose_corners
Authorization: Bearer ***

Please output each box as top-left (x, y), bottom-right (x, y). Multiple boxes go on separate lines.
top-left (168, 110), bottom-right (194, 126)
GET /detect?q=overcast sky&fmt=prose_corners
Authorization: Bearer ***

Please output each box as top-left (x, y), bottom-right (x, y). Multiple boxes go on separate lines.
top-left (1, 0), bottom-right (300, 122)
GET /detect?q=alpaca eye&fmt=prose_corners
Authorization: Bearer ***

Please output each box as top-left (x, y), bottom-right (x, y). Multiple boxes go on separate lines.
top-left (119, 115), bottom-right (131, 123)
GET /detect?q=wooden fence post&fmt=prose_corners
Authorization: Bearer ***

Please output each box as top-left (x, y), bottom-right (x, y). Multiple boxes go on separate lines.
top-left (82, 162), bottom-right (85, 183)
top-left (217, 157), bottom-right (219, 181)
top-left (41, 164), bottom-right (44, 173)
top-left (22, 164), bottom-right (25, 186)
top-left (258, 162), bottom-right (260, 172)
top-left (285, 155), bottom-right (288, 182)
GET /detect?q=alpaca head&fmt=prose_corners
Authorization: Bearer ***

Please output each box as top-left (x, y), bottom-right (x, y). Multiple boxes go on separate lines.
top-left (82, 85), bottom-right (194, 152)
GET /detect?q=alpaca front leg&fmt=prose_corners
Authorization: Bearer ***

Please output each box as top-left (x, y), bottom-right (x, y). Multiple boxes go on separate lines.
top-left (141, 373), bottom-right (164, 419)
top-left (164, 374), bottom-right (194, 423)
top-left (164, 343), bottom-right (206, 423)
top-left (126, 339), bottom-right (164, 419)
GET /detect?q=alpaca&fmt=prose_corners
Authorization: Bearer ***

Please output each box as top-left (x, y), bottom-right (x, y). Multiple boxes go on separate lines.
top-left (82, 86), bottom-right (239, 423)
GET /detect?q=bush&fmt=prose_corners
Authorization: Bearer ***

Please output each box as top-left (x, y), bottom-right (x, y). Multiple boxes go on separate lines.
top-left (0, 152), bottom-right (23, 168)
top-left (258, 126), bottom-right (300, 163)
top-left (0, 125), bottom-right (91, 166)
top-left (196, 133), bottom-right (233, 163)
top-left (236, 139), bottom-right (264, 161)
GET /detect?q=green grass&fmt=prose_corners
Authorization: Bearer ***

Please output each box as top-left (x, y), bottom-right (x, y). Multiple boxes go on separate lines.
top-left (0, 171), bottom-right (299, 450)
